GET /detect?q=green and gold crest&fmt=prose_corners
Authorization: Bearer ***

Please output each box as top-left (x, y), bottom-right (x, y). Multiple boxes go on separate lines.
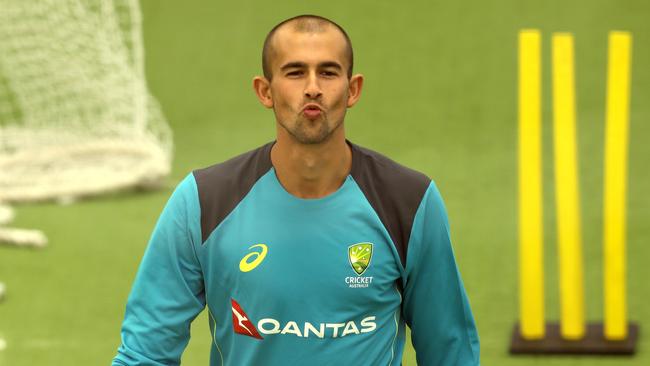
top-left (348, 242), bottom-right (373, 276)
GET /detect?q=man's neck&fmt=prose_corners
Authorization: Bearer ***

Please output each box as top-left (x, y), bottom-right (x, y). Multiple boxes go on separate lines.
top-left (271, 131), bottom-right (352, 199)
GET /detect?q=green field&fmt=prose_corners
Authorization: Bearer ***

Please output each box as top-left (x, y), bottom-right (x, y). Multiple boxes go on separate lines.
top-left (1, 0), bottom-right (649, 364)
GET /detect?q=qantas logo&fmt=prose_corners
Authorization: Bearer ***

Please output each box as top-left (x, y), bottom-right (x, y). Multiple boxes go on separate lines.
top-left (230, 298), bottom-right (376, 339)
top-left (231, 299), bottom-right (263, 339)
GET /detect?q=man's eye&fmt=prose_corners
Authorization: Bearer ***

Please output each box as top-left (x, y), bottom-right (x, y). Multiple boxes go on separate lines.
top-left (287, 71), bottom-right (302, 76)
top-left (321, 71), bottom-right (337, 77)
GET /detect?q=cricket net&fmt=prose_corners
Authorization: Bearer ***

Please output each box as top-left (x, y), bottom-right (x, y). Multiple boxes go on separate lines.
top-left (0, 0), bottom-right (173, 203)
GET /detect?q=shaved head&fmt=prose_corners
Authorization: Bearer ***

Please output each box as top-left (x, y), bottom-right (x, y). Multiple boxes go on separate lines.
top-left (262, 15), bottom-right (354, 80)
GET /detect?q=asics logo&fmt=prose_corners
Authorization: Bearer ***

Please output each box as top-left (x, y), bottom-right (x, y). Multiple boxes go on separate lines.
top-left (239, 244), bottom-right (268, 272)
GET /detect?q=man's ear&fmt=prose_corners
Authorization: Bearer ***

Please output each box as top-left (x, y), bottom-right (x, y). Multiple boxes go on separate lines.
top-left (347, 73), bottom-right (364, 108)
top-left (253, 76), bottom-right (273, 108)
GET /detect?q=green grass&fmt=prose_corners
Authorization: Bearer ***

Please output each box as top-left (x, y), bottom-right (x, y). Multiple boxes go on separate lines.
top-left (1, 0), bottom-right (649, 364)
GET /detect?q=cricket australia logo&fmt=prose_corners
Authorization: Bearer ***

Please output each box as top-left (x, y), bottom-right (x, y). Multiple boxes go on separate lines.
top-left (349, 243), bottom-right (373, 275)
top-left (346, 242), bottom-right (374, 288)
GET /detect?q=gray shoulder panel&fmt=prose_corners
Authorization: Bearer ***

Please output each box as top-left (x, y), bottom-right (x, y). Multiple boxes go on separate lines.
top-left (192, 142), bottom-right (274, 243)
top-left (348, 141), bottom-right (431, 268)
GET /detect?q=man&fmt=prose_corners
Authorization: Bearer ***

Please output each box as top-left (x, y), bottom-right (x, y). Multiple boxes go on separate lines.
top-left (113, 14), bottom-right (480, 366)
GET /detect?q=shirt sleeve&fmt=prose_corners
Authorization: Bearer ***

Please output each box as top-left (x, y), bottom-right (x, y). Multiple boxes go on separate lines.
top-left (402, 181), bottom-right (480, 365)
top-left (112, 174), bottom-right (205, 366)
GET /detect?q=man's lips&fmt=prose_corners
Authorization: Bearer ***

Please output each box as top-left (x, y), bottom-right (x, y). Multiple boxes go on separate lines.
top-left (302, 104), bottom-right (323, 119)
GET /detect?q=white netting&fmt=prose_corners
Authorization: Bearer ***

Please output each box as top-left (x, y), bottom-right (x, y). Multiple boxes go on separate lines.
top-left (0, 0), bottom-right (172, 203)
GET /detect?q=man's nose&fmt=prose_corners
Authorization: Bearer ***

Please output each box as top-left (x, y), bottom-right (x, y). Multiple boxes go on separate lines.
top-left (304, 73), bottom-right (322, 99)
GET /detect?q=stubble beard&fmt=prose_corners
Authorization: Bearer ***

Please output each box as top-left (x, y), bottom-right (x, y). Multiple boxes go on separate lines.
top-left (280, 114), bottom-right (342, 145)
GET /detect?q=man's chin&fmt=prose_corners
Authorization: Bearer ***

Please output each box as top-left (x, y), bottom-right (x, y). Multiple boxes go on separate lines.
top-left (292, 129), bottom-right (332, 145)
top-left (279, 118), bottom-right (338, 145)
top-left (295, 135), bottom-right (329, 145)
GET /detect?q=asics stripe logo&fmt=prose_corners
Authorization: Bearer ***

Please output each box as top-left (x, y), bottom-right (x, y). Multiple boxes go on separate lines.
top-left (239, 244), bottom-right (268, 272)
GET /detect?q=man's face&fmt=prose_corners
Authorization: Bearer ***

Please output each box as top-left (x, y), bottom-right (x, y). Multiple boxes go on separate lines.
top-left (264, 27), bottom-right (354, 144)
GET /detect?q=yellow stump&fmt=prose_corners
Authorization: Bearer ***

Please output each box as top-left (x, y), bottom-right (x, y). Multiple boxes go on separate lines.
top-left (511, 29), bottom-right (638, 354)
top-left (518, 29), bottom-right (545, 339)
top-left (552, 33), bottom-right (585, 340)
top-left (603, 31), bottom-right (632, 340)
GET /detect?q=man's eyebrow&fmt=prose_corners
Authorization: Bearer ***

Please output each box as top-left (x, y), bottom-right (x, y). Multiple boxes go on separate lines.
top-left (280, 61), bottom-right (343, 71)
top-left (319, 61), bottom-right (342, 70)
top-left (280, 61), bottom-right (307, 71)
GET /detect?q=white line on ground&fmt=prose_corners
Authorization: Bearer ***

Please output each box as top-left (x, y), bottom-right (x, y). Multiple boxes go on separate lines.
top-left (0, 204), bottom-right (14, 225)
top-left (0, 228), bottom-right (47, 248)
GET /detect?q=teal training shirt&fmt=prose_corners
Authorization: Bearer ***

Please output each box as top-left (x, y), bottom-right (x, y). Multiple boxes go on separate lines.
top-left (112, 141), bottom-right (480, 366)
